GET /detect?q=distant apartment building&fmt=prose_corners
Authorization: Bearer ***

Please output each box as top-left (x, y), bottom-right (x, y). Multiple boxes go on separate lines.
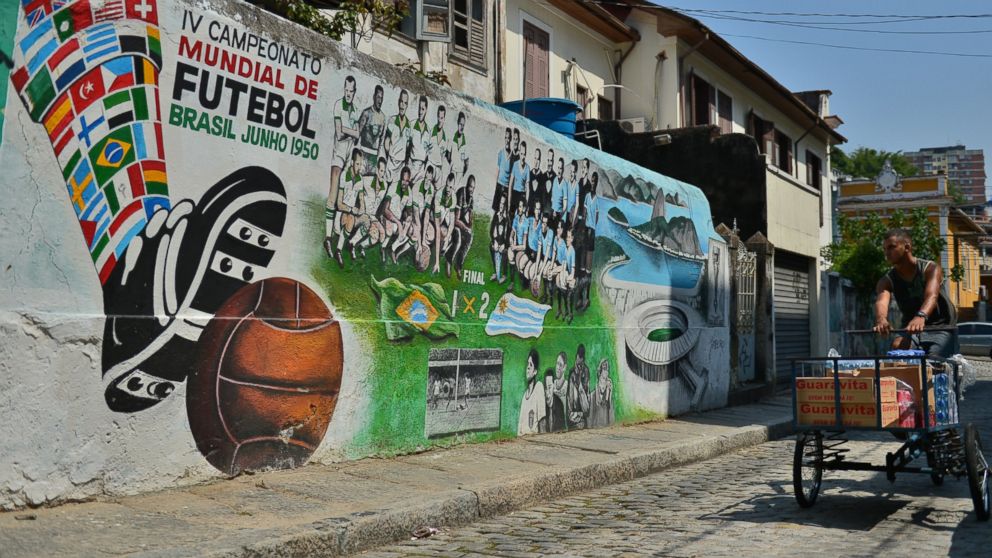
top-left (903, 145), bottom-right (987, 205)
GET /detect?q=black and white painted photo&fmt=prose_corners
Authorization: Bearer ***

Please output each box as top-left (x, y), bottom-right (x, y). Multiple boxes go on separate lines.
top-left (425, 348), bottom-right (503, 438)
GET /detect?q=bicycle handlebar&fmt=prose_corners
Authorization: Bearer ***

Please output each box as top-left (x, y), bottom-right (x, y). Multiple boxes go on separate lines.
top-left (844, 327), bottom-right (957, 334)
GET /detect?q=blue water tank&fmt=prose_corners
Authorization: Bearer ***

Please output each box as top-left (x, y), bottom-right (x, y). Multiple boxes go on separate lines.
top-left (500, 98), bottom-right (582, 139)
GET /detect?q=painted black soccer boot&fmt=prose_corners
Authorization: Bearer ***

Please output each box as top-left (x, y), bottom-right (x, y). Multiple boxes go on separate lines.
top-left (101, 167), bottom-right (287, 412)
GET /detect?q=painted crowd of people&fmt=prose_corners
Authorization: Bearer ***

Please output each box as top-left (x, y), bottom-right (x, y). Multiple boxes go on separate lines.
top-left (517, 345), bottom-right (614, 436)
top-left (323, 79), bottom-right (602, 319)
top-left (324, 77), bottom-right (474, 277)
top-left (490, 128), bottom-right (601, 322)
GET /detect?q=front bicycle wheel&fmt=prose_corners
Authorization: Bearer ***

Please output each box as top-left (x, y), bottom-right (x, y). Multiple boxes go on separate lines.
top-left (793, 431), bottom-right (823, 508)
top-left (965, 423), bottom-right (991, 521)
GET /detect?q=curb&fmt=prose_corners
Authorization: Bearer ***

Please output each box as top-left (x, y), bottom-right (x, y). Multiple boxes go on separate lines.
top-left (198, 416), bottom-right (794, 557)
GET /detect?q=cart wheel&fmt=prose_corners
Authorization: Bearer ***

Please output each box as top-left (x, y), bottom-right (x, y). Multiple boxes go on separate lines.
top-left (793, 431), bottom-right (823, 508)
top-left (964, 423), bottom-right (991, 521)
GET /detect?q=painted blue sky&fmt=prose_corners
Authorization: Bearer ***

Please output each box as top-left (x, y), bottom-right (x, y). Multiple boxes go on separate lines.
top-left (660, 1), bottom-right (992, 197)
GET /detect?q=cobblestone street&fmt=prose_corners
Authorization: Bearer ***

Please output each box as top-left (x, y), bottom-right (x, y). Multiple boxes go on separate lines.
top-left (364, 364), bottom-right (992, 557)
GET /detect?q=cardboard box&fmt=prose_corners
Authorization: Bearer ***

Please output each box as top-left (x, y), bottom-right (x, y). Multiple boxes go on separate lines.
top-left (796, 401), bottom-right (900, 428)
top-left (795, 376), bottom-right (897, 405)
top-left (852, 365), bottom-right (936, 412)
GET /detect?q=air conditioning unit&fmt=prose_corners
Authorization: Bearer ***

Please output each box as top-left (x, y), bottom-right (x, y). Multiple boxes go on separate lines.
top-left (618, 117), bottom-right (647, 134)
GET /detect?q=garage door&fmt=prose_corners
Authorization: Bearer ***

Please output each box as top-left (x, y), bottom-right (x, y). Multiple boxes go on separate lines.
top-left (774, 251), bottom-right (812, 377)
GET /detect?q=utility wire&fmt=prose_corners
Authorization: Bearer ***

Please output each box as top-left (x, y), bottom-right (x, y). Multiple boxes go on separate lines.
top-left (685, 10), bottom-right (992, 33)
top-left (714, 32), bottom-right (992, 59)
top-left (661, 6), bottom-right (992, 20)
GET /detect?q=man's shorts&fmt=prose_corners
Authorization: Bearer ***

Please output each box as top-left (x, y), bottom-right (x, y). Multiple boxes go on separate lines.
top-left (896, 328), bottom-right (959, 358)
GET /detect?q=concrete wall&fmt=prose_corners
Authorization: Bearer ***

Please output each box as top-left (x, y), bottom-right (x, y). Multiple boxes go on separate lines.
top-left (0, 0), bottom-right (729, 509)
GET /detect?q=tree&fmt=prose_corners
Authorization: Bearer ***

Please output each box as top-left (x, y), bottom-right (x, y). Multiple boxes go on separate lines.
top-left (821, 208), bottom-right (963, 319)
top-left (250, 1), bottom-right (408, 47)
top-left (831, 146), bottom-right (918, 179)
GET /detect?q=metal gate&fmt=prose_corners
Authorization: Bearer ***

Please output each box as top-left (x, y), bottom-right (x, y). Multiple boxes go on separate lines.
top-left (734, 238), bottom-right (757, 381)
top-left (774, 251), bottom-right (811, 377)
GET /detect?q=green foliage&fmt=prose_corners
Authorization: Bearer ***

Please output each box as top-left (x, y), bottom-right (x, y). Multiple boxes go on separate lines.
top-left (395, 60), bottom-right (452, 86)
top-left (821, 207), bottom-right (961, 302)
top-left (831, 146), bottom-right (918, 179)
top-left (947, 180), bottom-right (969, 205)
top-left (250, 1), bottom-right (407, 46)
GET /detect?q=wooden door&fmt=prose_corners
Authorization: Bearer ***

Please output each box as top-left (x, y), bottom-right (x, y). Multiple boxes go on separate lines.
top-left (523, 21), bottom-right (549, 98)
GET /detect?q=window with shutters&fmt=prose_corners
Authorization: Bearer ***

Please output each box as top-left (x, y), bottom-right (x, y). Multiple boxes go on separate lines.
top-left (523, 20), bottom-right (550, 98)
top-left (576, 85), bottom-right (588, 119)
top-left (774, 129), bottom-right (793, 174)
top-left (717, 90), bottom-right (733, 134)
top-left (399, 1), bottom-right (453, 42)
top-left (690, 74), bottom-right (713, 126)
top-left (598, 95), bottom-right (613, 120)
top-left (806, 150), bottom-right (822, 191)
top-left (450, 0), bottom-right (487, 71)
top-left (748, 112), bottom-right (775, 157)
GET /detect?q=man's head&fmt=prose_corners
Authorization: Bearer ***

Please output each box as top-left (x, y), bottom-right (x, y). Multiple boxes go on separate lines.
top-left (526, 349), bottom-right (539, 383)
top-left (436, 105), bottom-right (446, 126)
top-left (544, 369), bottom-right (555, 406)
top-left (373, 85), bottom-right (384, 110)
top-left (350, 148), bottom-right (362, 173)
top-left (418, 95), bottom-right (428, 120)
top-left (344, 76), bottom-right (356, 103)
top-left (883, 228), bottom-right (913, 265)
top-left (555, 351), bottom-right (567, 379)
top-left (376, 157), bottom-right (387, 180)
top-left (397, 89), bottom-right (409, 113)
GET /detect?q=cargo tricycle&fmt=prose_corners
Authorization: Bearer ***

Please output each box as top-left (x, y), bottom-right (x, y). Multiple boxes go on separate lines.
top-left (791, 328), bottom-right (990, 520)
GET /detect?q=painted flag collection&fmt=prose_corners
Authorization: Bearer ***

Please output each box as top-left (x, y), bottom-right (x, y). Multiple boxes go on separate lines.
top-left (11, 0), bottom-right (167, 284)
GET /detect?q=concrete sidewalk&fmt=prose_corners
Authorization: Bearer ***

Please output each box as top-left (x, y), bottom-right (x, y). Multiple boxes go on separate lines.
top-left (0, 396), bottom-right (794, 557)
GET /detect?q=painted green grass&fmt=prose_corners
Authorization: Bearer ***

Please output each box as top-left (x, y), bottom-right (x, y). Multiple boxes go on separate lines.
top-left (303, 197), bottom-right (651, 457)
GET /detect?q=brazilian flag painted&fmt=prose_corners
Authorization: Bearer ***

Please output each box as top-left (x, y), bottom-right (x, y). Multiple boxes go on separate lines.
top-left (370, 276), bottom-right (459, 341)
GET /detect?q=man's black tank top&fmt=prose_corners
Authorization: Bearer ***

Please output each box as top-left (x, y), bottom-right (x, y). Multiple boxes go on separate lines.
top-left (886, 258), bottom-right (956, 327)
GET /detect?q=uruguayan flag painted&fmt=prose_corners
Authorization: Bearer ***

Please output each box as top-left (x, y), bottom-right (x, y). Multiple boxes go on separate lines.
top-left (485, 293), bottom-right (551, 339)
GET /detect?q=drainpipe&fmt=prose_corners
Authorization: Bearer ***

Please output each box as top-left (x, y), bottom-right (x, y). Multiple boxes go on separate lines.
top-left (677, 33), bottom-right (709, 127)
top-left (493, 0), bottom-right (503, 104)
top-left (613, 41), bottom-right (637, 119)
top-left (653, 50), bottom-right (667, 130)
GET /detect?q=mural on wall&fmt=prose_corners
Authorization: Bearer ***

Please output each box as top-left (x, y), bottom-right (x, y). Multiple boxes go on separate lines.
top-left (1, 0), bottom-right (729, 501)
top-left (7, 0), bottom-right (342, 475)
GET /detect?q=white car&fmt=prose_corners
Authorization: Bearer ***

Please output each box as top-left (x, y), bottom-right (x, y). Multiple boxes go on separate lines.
top-left (957, 322), bottom-right (992, 358)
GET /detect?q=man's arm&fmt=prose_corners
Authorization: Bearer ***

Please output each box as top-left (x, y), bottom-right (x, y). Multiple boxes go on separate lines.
top-left (873, 275), bottom-right (894, 335)
top-left (907, 261), bottom-right (943, 334)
